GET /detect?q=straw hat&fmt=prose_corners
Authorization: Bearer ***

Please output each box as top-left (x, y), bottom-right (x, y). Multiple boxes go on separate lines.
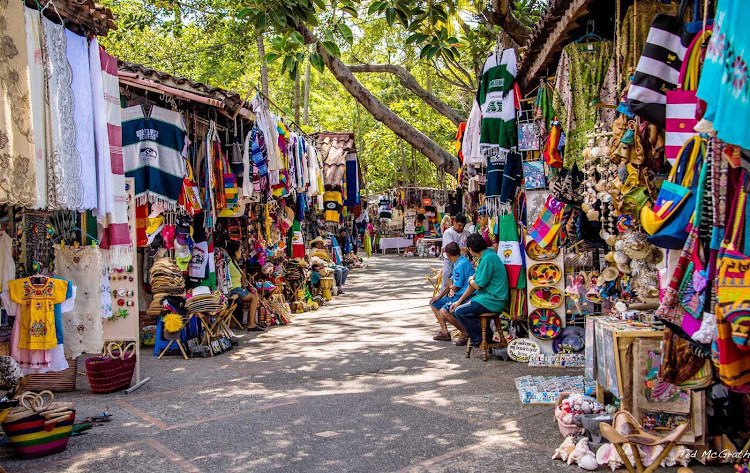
top-left (600, 266), bottom-right (620, 283)
top-left (310, 236), bottom-right (328, 246)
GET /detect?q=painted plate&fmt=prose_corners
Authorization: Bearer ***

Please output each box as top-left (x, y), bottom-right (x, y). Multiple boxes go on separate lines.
top-left (525, 240), bottom-right (559, 261)
top-left (507, 338), bottom-right (541, 363)
top-left (527, 263), bottom-right (562, 286)
top-left (530, 287), bottom-right (564, 309)
top-left (528, 309), bottom-right (563, 340)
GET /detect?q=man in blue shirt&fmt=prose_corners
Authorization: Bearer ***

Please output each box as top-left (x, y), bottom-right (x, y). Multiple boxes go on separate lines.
top-left (429, 242), bottom-right (474, 341)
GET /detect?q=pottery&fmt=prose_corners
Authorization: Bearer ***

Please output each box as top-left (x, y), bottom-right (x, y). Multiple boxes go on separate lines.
top-left (525, 240), bottom-right (560, 261)
top-left (530, 287), bottom-right (564, 309)
top-left (528, 309), bottom-right (563, 340)
top-left (528, 263), bottom-right (562, 286)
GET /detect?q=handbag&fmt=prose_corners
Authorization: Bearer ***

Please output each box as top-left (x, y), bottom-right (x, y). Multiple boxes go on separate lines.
top-left (542, 119), bottom-right (563, 168)
top-left (643, 135), bottom-right (703, 246)
top-left (627, 0), bottom-right (694, 128)
top-left (528, 195), bottom-right (565, 249)
top-left (180, 160), bottom-right (203, 216)
top-left (665, 27), bottom-right (713, 164)
top-left (714, 185), bottom-right (750, 391)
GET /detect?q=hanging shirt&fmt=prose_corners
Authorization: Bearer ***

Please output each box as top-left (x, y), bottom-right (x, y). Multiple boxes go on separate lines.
top-left (477, 49), bottom-right (518, 159)
top-left (324, 189), bottom-right (343, 223)
top-left (486, 150), bottom-right (522, 204)
top-left (9, 278), bottom-right (69, 350)
top-left (462, 101), bottom-right (483, 165)
top-left (122, 105), bottom-right (188, 208)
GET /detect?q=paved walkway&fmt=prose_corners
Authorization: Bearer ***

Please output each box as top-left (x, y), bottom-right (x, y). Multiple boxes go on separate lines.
top-left (1, 255), bottom-right (693, 472)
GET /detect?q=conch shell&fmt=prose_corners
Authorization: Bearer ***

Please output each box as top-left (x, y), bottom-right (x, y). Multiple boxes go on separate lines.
top-left (552, 436), bottom-right (576, 461)
top-left (568, 437), bottom-right (593, 465)
top-left (596, 443), bottom-right (623, 471)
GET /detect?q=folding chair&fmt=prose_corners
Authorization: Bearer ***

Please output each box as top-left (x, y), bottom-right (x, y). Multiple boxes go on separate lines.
top-left (425, 268), bottom-right (443, 297)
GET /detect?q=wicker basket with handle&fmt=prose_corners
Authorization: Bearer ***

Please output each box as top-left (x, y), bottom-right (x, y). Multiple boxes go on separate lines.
top-left (85, 342), bottom-right (136, 394)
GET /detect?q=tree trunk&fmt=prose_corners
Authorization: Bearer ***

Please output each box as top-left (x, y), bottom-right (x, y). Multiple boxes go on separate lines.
top-left (485, 0), bottom-right (532, 46)
top-left (293, 67), bottom-right (301, 125)
top-left (303, 60), bottom-right (311, 125)
top-left (348, 64), bottom-right (465, 126)
top-left (296, 24), bottom-right (458, 173)
top-left (256, 34), bottom-right (269, 98)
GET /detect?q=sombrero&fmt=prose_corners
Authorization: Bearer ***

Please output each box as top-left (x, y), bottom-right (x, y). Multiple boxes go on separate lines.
top-left (553, 326), bottom-right (585, 353)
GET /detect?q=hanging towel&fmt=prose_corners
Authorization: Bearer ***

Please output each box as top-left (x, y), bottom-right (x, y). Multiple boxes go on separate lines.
top-left (98, 48), bottom-right (132, 268)
top-left (24, 7), bottom-right (47, 209)
top-left (89, 38), bottom-right (113, 219)
top-left (43, 17), bottom-right (80, 210)
top-left (122, 105), bottom-right (188, 209)
top-left (66, 29), bottom-right (97, 211)
top-left (0, 0), bottom-right (37, 207)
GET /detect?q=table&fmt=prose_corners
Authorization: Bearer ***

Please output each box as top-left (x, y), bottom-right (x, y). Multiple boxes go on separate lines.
top-left (379, 237), bottom-right (413, 253)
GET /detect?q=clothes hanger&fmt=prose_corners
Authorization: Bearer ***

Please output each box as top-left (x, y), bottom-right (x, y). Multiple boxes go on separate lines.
top-left (575, 20), bottom-right (604, 50)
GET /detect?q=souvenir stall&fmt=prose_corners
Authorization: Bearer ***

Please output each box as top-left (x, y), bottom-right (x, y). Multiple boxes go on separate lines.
top-left (0, 0), bottom-right (153, 461)
top-left (482, 0), bottom-right (750, 469)
top-left (118, 62), bottom-right (326, 358)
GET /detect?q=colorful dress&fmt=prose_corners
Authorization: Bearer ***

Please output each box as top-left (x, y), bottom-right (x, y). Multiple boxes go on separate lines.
top-left (697, 0), bottom-right (750, 149)
top-left (8, 278), bottom-right (68, 350)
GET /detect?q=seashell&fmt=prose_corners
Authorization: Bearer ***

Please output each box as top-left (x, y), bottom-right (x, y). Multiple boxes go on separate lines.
top-left (602, 145), bottom-right (611, 155)
top-left (587, 209), bottom-right (600, 221)
top-left (579, 454), bottom-right (599, 470)
top-left (581, 202), bottom-right (591, 213)
top-left (596, 443), bottom-right (622, 472)
top-left (568, 438), bottom-right (593, 465)
top-left (606, 234), bottom-right (617, 246)
top-left (614, 250), bottom-right (630, 265)
top-left (583, 148), bottom-right (592, 159)
top-left (594, 181), bottom-right (605, 192)
top-left (590, 147), bottom-right (602, 158)
top-left (552, 436), bottom-right (577, 461)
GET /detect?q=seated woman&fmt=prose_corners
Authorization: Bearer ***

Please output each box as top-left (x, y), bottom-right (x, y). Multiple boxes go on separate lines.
top-left (428, 242), bottom-right (474, 341)
top-left (309, 236), bottom-right (349, 294)
top-left (225, 241), bottom-right (264, 332)
top-left (449, 233), bottom-right (508, 347)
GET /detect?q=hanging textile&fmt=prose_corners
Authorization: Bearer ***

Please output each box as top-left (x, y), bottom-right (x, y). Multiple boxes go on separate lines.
top-left (8, 277), bottom-right (68, 351)
top-left (250, 95), bottom-right (282, 171)
top-left (65, 29), bottom-right (97, 211)
top-left (462, 101), bottom-right (483, 165)
top-left (24, 7), bottom-right (46, 209)
top-left (88, 38), bottom-right (113, 219)
top-left (553, 40), bottom-right (613, 168)
top-left (98, 48), bottom-right (132, 267)
top-left (42, 17), bottom-right (79, 210)
top-left (344, 152), bottom-right (360, 206)
top-left (485, 150), bottom-right (522, 210)
top-left (0, 0), bottom-right (37, 207)
top-left (54, 245), bottom-right (105, 357)
top-left (496, 213), bottom-right (524, 288)
top-left (324, 187), bottom-right (343, 223)
top-left (122, 105), bottom-right (188, 209)
top-left (697, 0), bottom-right (750, 149)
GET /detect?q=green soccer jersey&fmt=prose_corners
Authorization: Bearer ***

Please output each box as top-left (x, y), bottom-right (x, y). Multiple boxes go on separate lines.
top-left (477, 49), bottom-right (518, 157)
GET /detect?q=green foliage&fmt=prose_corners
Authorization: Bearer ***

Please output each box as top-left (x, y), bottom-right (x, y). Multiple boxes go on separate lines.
top-left (101, 0), bottom-right (548, 191)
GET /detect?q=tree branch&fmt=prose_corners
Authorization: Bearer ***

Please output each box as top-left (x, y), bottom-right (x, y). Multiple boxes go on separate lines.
top-left (484, 0), bottom-right (532, 45)
top-left (347, 63), bottom-right (465, 126)
top-left (296, 24), bottom-right (459, 173)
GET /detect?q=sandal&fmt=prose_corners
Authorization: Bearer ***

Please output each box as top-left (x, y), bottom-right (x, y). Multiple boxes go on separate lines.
top-left (433, 332), bottom-right (451, 341)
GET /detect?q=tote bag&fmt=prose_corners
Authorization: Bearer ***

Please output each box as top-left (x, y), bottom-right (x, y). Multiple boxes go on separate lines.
top-left (627, 0), bottom-right (694, 128)
top-left (714, 187), bottom-right (750, 391)
top-left (643, 135), bottom-right (703, 243)
top-left (665, 27), bottom-right (713, 164)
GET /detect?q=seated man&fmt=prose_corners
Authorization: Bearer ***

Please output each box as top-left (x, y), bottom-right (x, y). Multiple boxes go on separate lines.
top-left (450, 233), bottom-right (509, 347)
top-left (429, 242), bottom-right (474, 341)
top-left (309, 236), bottom-right (349, 294)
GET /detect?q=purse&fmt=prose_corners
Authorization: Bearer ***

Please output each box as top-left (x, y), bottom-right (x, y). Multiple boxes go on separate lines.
top-left (643, 136), bottom-right (703, 247)
top-left (714, 185), bottom-right (750, 391)
top-left (665, 27), bottom-right (712, 164)
top-left (542, 120), bottom-right (563, 168)
top-left (627, 0), bottom-right (694, 128)
top-left (179, 160), bottom-right (203, 216)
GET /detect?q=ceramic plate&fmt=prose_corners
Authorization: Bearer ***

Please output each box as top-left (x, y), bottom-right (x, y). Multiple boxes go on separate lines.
top-left (527, 263), bottom-right (562, 286)
top-left (528, 309), bottom-right (563, 340)
top-left (525, 240), bottom-right (559, 261)
top-left (530, 287), bottom-right (564, 309)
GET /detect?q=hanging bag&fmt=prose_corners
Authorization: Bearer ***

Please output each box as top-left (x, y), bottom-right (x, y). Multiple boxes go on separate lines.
top-left (714, 185), bottom-right (750, 391)
top-left (665, 27), bottom-right (712, 164)
top-left (179, 160), bottom-right (203, 216)
top-left (642, 135), bottom-right (703, 247)
top-left (627, 0), bottom-right (694, 128)
top-left (542, 119), bottom-right (563, 168)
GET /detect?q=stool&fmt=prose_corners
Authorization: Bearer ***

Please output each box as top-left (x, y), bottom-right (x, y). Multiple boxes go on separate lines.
top-left (466, 313), bottom-right (508, 361)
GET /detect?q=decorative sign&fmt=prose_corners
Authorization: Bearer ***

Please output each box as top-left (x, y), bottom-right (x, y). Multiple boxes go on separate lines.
top-left (507, 338), bottom-right (541, 362)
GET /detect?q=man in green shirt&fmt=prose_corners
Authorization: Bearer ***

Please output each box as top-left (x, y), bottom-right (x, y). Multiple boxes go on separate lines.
top-left (449, 233), bottom-right (509, 346)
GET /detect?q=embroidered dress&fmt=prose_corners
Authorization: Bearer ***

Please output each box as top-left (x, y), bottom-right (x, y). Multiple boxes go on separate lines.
top-left (0, 0), bottom-right (37, 207)
top-left (553, 41), bottom-right (613, 169)
top-left (8, 278), bottom-right (68, 351)
top-left (122, 105), bottom-right (188, 209)
top-left (697, 0), bottom-right (750, 149)
top-left (54, 245), bottom-right (104, 357)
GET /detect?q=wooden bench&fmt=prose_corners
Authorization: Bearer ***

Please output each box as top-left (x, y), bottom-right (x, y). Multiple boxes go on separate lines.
top-left (466, 313), bottom-right (508, 361)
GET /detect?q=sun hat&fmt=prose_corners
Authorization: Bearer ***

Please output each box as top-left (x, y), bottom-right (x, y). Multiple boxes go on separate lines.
top-left (310, 236), bottom-right (329, 246)
top-left (146, 216), bottom-right (165, 235)
top-left (148, 203), bottom-right (165, 219)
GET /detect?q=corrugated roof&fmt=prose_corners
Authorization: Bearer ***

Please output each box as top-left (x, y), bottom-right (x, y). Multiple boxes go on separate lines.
top-left (118, 60), bottom-right (253, 118)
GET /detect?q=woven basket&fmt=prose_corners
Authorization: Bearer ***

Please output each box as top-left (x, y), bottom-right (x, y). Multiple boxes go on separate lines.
top-left (85, 343), bottom-right (136, 394)
top-left (3, 391), bottom-right (75, 459)
top-left (24, 357), bottom-right (78, 393)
